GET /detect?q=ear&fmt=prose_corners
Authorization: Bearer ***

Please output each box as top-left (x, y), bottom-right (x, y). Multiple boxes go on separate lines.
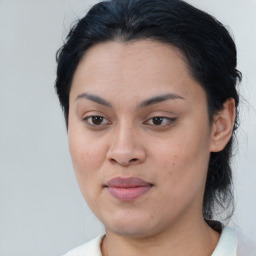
top-left (209, 98), bottom-right (236, 152)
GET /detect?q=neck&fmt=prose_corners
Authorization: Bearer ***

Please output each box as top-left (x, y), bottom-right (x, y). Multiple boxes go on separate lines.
top-left (101, 217), bottom-right (220, 256)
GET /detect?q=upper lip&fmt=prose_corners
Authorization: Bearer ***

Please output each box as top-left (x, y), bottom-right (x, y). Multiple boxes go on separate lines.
top-left (106, 177), bottom-right (152, 188)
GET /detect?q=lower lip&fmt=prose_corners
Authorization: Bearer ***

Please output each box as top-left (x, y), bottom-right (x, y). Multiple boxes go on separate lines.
top-left (107, 186), bottom-right (151, 201)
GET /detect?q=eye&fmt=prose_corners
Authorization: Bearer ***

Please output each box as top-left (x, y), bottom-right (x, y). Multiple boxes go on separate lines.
top-left (83, 115), bottom-right (111, 126)
top-left (145, 116), bottom-right (177, 127)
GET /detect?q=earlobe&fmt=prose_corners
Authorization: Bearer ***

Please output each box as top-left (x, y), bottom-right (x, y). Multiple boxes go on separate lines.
top-left (210, 98), bottom-right (236, 152)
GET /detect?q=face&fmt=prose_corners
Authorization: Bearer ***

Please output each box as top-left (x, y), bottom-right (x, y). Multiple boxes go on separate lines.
top-left (68, 40), bottom-right (215, 238)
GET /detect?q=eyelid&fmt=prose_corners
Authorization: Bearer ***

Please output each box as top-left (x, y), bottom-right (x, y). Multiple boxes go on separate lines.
top-left (85, 116), bottom-right (111, 124)
top-left (144, 116), bottom-right (177, 127)
top-left (82, 112), bottom-right (112, 128)
top-left (82, 110), bottom-right (110, 120)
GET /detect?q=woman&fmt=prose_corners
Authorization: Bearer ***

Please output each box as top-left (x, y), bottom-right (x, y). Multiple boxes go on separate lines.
top-left (55, 0), bottom-right (248, 255)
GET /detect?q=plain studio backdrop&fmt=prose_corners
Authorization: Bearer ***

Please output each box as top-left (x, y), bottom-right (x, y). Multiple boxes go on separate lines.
top-left (0, 0), bottom-right (255, 255)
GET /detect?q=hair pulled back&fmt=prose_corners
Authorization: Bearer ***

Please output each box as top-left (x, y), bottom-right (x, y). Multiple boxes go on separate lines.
top-left (55, 0), bottom-right (241, 221)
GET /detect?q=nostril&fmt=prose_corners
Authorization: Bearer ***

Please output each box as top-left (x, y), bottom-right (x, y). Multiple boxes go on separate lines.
top-left (110, 158), bottom-right (138, 165)
top-left (110, 158), bottom-right (117, 164)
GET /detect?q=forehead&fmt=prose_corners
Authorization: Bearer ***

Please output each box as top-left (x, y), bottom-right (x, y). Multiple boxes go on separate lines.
top-left (70, 40), bottom-right (206, 106)
top-left (75, 40), bottom-right (187, 81)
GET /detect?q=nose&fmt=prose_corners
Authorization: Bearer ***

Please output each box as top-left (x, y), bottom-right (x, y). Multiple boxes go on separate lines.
top-left (106, 125), bottom-right (146, 166)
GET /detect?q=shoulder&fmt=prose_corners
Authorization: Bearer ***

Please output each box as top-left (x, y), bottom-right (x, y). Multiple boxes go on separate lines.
top-left (62, 235), bottom-right (104, 256)
top-left (212, 226), bottom-right (237, 256)
top-left (211, 225), bottom-right (256, 256)
top-left (237, 230), bottom-right (256, 256)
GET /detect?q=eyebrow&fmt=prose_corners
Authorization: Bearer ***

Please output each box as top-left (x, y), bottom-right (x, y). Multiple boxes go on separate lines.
top-left (139, 93), bottom-right (185, 108)
top-left (76, 93), bottom-right (112, 107)
top-left (75, 92), bottom-right (184, 108)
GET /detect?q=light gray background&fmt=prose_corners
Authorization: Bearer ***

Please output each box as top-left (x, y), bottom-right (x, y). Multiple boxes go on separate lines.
top-left (0, 0), bottom-right (255, 255)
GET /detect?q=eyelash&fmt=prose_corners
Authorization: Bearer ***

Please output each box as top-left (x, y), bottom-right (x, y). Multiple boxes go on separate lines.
top-left (83, 116), bottom-right (112, 127)
top-left (144, 116), bottom-right (177, 127)
top-left (83, 115), bottom-right (177, 128)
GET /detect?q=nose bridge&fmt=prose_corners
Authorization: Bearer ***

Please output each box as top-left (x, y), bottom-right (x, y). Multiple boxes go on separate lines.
top-left (112, 121), bottom-right (138, 154)
top-left (107, 120), bottom-right (145, 165)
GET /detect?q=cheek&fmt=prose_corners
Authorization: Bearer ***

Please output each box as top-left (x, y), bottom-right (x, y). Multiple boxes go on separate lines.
top-left (152, 127), bottom-right (210, 193)
top-left (171, 120), bottom-right (210, 167)
top-left (68, 128), bottom-right (107, 184)
top-left (68, 132), bottom-right (108, 208)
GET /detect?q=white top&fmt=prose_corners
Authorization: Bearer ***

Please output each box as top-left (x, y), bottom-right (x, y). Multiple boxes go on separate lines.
top-left (63, 226), bottom-right (241, 256)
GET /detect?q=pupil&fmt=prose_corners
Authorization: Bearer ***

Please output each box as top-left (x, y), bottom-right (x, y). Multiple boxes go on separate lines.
top-left (92, 116), bottom-right (103, 125)
top-left (153, 117), bottom-right (163, 125)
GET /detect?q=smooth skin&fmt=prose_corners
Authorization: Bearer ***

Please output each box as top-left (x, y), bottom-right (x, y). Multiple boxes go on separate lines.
top-left (68, 40), bottom-right (236, 256)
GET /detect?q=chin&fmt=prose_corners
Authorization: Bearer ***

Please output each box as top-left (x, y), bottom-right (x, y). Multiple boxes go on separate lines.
top-left (108, 224), bottom-right (155, 238)
top-left (102, 212), bottom-right (163, 238)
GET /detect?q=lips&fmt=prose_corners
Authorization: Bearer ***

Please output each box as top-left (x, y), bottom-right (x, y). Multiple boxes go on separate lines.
top-left (105, 177), bottom-right (152, 201)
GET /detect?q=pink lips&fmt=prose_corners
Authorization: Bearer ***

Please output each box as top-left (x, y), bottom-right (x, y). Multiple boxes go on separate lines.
top-left (105, 177), bottom-right (152, 201)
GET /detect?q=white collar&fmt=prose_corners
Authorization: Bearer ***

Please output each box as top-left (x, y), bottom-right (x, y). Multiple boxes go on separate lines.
top-left (63, 226), bottom-right (238, 256)
top-left (211, 226), bottom-right (237, 256)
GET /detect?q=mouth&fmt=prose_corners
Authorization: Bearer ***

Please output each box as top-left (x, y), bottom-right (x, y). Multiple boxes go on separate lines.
top-left (105, 177), bottom-right (153, 201)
